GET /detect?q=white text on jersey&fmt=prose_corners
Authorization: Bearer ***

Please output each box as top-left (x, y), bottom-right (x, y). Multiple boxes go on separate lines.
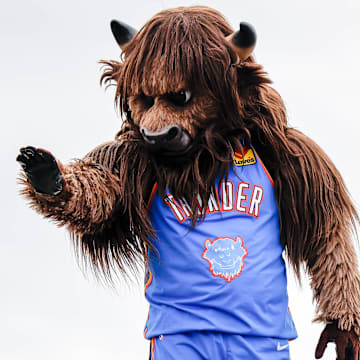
top-left (164, 181), bottom-right (264, 223)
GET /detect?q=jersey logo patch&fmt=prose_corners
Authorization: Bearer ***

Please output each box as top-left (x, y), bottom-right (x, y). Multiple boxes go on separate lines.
top-left (202, 236), bottom-right (248, 283)
top-left (233, 146), bottom-right (256, 167)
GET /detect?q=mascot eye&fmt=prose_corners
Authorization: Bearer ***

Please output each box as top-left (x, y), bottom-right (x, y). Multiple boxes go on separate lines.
top-left (139, 94), bottom-right (155, 108)
top-left (166, 91), bottom-right (192, 106)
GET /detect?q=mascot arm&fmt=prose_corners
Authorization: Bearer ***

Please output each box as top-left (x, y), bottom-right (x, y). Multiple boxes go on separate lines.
top-left (311, 223), bottom-right (360, 359)
top-left (17, 142), bottom-right (122, 235)
top-left (18, 139), bottom-right (153, 277)
top-left (276, 128), bottom-right (360, 359)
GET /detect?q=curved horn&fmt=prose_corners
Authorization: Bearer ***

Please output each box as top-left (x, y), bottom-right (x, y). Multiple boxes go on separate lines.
top-left (226, 22), bottom-right (256, 60)
top-left (110, 20), bottom-right (137, 48)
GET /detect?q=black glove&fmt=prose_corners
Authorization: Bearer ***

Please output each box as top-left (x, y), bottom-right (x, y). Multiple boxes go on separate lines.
top-left (16, 146), bottom-right (63, 195)
top-left (315, 322), bottom-right (360, 360)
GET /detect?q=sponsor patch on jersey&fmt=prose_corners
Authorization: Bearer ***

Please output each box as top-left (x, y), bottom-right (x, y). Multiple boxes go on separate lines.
top-left (233, 146), bottom-right (256, 167)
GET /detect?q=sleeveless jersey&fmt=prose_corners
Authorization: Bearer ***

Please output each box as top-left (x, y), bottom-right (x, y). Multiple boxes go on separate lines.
top-left (144, 146), bottom-right (297, 340)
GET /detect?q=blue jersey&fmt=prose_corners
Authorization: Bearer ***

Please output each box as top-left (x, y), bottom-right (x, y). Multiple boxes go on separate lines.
top-left (144, 146), bottom-right (297, 340)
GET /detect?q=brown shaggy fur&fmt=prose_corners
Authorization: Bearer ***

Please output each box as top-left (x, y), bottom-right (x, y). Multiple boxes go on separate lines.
top-left (20, 6), bottom-right (360, 332)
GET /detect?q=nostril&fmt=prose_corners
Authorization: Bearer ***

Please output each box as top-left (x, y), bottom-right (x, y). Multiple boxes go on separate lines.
top-left (140, 127), bottom-right (147, 140)
top-left (141, 127), bottom-right (147, 138)
top-left (140, 127), bottom-right (156, 144)
top-left (166, 126), bottom-right (179, 141)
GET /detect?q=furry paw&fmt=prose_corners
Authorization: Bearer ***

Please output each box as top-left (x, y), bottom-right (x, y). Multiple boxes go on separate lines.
top-left (315, 322), bottom-right (360, 360)
top-left (16, 146), bottom-right (63, 195)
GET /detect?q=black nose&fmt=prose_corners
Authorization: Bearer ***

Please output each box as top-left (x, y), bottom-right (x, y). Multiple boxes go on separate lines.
top-left (140, 125), bottom-right (181, 145)
top-left (140, 125), bottom-right (192, 154)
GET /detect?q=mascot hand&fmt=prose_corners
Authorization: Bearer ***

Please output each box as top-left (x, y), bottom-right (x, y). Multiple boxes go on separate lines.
top-left (315, 322), bottom-right (360, 360)
top-left (16, 146), bottom-right (63, 195)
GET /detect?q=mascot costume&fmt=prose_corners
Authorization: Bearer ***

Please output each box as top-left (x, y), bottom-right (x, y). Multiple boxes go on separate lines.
top-left (16, 6), bottom-right (360, 360)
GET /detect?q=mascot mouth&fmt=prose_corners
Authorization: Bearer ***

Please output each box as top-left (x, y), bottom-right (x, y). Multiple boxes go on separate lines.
top-left (140, 125), bottom-right (193, 156)
top-left (213, 258), bottom-right (240, 269)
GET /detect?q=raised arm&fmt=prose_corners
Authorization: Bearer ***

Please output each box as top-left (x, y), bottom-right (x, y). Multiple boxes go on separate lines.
top-left (17, 138), bottom-right (155, 278)
top-left (17, 144), bottom-right (122, 235)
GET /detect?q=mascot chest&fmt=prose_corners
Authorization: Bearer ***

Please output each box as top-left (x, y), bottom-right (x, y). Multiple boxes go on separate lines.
top-left (146, 147), bottom-right (281, 278)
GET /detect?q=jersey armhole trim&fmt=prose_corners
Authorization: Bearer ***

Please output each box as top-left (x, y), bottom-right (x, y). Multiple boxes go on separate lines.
top-left (146, 183), bottom-right (158, 212)
top-left (143, 259), bottom-right (153, 339)
top-left (252, 148), bottom-right (275, 187)
top-left (144, 267), bottom-right (153, 294)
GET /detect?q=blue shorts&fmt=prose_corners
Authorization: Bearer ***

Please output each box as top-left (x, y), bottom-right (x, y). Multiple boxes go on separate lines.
top-left (149, 331), bottom-right (291, 360)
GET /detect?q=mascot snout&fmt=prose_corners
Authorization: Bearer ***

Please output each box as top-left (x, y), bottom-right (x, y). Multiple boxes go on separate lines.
top-left (140, 125), bottom-right (192, 154)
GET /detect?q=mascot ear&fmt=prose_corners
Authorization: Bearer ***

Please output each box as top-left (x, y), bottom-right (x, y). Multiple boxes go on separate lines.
top-left (205, 239), bottom-right (212, 249)
top-left (110, 20), bottom-right (137, 49)
top-left (226, 22), bottom-right (256, 60)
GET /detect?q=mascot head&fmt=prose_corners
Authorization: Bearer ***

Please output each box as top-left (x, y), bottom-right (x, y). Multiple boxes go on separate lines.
top-left (103, 6), bottom-right (264, 152)
top-left (106, 7), bottom-right (257, 154)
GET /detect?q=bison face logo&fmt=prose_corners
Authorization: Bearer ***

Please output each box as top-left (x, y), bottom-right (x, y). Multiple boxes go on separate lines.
top-left (202, 236), bottom-right (248, 283)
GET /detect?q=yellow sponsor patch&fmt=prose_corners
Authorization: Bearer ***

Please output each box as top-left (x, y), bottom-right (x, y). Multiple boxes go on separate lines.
top-left (233, 146), bottom-right (257, 166)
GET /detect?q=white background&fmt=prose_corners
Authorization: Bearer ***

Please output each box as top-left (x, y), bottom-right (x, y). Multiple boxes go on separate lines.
top-left (2, 0), bottom-right (360, 359)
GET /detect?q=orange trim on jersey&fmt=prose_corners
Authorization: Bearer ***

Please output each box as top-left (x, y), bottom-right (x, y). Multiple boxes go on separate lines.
top-left (143, 254), bottom-right (153, 338)
top-left (149, 337), bottom-right (155, 360)
top-left (252, 148), bottom-right (274, 187)
top-left (143, 244), bottom-right (153, 294)
top-left (144, 269), bottom-right (153, 294)
top-left (146, 183), bottom-right (158, 212)
top-left (143, 308), bottom-right (150, 339)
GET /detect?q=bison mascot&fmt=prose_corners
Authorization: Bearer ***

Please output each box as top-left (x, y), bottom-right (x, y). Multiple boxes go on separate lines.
top-left (16, 6), bottom-right (360, 360)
